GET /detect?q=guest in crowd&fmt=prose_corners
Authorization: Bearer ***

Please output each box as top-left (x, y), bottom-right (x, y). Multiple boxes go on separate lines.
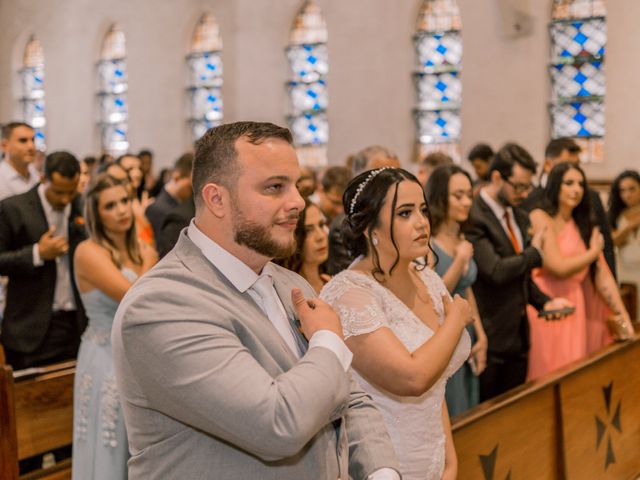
top-left (522, 137), bottom-right (617, 278)
top-left (72, 173), bottom-right (157, 480)
top-left (82, 155), bottom-right (98, 178)
top-left (0, 152), bottom-right (87, 369)
top-left (296, 165), bottom-right (318, 198)
top-left (467, 143), bottom-right (494, 193)
top-left (415, 151), bottom-right (453, 188)
top-left (145, 152), bottom-right (193, 241)
top-left (425, 165), bottom-right (488, 416)
top-left (0, 122), bottom-right (40, 201)
top-left (98, 153), bottom-right (114, 167)
top-left (527, 163), bottom-right (633, 379)
top-left (138, 148), bottom-right (157, 193)
top-left (275, 199), bottom-right (330, 294)
top-left (116, 154), bottom-right (144, 200)
top-left (112, 122), bottom-right (399, 479)
top-left (148, 167), bottom-right (172, 198)
top-left (327, 145), bottom-right (400, 275)
top-left (609, 170), bottom-right (640, 319)
top-left (311, 165), bottom-right (351, 224)
top-left (321, 167), bottom-right (472, 480)
top-left (465, 143), bottom-right (572, 400)
top-left (77, 158), bottom-right (91, 196)
top-left (101, 162), bottom-right (155, 246)
top-left (158, 197), bottom-right (195, 257)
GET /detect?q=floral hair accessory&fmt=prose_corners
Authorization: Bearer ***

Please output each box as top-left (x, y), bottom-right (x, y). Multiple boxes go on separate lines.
top-left (349, 167), bottom-right (390, 216)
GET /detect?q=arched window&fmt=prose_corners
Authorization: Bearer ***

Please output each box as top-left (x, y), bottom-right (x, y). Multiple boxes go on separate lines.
top-left (20, 36), bottom-right (46, 150)
top-left (413, 0), bottom-right (462, 162)
top-left (550, 0), bottom-right (606, 163)
top-left (286, 0), bottom-right (328, 168)
top-left (187, 13), bottom-right (223, 143)
top-left (98, 24), bottom-right (129, 155)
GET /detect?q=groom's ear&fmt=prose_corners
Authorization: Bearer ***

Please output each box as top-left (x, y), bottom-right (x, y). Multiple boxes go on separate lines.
top-left (201, 182), bottom-right (228, 218)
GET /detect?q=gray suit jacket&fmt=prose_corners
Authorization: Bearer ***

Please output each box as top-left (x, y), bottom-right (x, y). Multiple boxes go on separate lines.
top-left (112, 231), bottom-right (399, 479)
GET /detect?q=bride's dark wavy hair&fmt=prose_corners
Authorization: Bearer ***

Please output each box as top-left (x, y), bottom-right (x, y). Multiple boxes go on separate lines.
top-left (342, 168), bottom-right (434, 279)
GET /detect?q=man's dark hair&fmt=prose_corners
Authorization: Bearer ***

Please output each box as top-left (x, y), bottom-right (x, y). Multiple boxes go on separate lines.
top-left (174, 152), bottom-right (194, 178)
top-left (321, 166), bottom-right (351, 194)
top-left (138, 149), bottom-right (153, 158)
top-left (44, 151), bottom-right (80, 180)
top-left (1, 122), bottom-right (33, 140)
top-left (193, 121), bottom-right (293, 206)
top-left (467, 143), bottom-right (494, 162)
top-left (83, 155), bottom-right (97, 166)
top-left (489, 142), bottom-right (537, 179)
top-left (545, 137), bottom-right (581, 159)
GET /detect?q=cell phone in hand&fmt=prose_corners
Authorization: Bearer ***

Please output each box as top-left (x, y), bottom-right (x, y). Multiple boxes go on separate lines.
top-left (537, 306), bottom-right (576, 318)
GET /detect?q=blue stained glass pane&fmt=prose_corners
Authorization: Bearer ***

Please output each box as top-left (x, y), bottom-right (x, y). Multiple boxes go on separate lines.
top-left (101, 93), bottom-right (128, 123)
top-left (551, 101), bottom-right (604, 138)
top-left (98, 59), bottom-right (128, 94)
top-left (550, 61), bottom-right (604, 99)
top-left (551, 18), bottom-right (606, 61)
top-left (102, 121), bottom-right (129, 155)
top-left (287, 44), bottom-right (328, 82)
top-left (288, 111), bottom-right (328, 146)
top-left (190, 87), bottom-right (224, 121)
top-left (288, 80), bottom-right (328, 115)
top-left (188, 52), bottom-right (223, 87)
top-left (414, 72), bottom-right (462, 110)
top-left (415, 109), bottom-right (461, 143)
top-left (415, 31), bottom-right (462, 72)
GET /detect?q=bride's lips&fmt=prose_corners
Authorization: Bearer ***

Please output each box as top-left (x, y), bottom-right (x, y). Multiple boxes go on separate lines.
top-left (414, 234), bottom-right (429, 242)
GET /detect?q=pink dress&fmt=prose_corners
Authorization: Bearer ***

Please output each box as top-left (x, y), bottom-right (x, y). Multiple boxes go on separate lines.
top-left (526, 219), bottom-right (612, 380)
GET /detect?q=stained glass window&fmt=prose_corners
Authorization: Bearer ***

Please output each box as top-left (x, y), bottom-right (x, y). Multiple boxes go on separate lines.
top-left (98, 25), bottom-right (129, 155)
top-left (286, 1), bottom-right (328, 168)
top-left (549, 0), bottom-right (606, 163)
top-left (413, 0), bottom-right (462, 162)
top-left (188, 13), bottom-right (223, 142)
top-left (20, 36), bottom-right (46, 150)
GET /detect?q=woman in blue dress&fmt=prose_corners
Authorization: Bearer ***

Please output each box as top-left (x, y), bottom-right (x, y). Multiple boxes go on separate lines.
top-left (426, 165), bottom-right (488, 416)
top-left (72, 173), bottom-right (157, 479)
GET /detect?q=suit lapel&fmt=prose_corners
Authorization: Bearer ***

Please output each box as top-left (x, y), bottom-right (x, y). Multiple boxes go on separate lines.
top-left (477, 195), bottom-right (518, 253)
top-left (174, 234), bottom-right (300, 370)
top-left (272, 277), bottom-right (309, 355)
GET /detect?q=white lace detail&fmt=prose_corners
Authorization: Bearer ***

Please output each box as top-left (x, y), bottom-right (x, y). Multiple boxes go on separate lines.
top-left (74, 373), bottom-right (93, 443)
top-left (82, 325), bottom-right (111, 346)
top-left (320, 267), bottom-right (471, 480)
top-left (100, 375), bottom-right (121, 448)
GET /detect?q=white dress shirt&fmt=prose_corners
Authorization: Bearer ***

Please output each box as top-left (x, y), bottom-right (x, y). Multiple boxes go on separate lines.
top-left (32, 184), bottom-right (75, 311)
top-left (480, 187), bottom-right (523, 251)
top-left (0, 160), bottom-right (40, 201)
top-left (187, 221), bottom-right (352, 369)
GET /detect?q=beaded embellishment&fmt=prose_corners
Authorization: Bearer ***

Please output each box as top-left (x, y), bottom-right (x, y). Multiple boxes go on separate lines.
top-left (349, 167), bottom-right (389, 215)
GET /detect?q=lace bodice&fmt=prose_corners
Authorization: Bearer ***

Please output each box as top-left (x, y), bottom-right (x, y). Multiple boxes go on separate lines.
top-left (320, 267), bottom-right (470, 480)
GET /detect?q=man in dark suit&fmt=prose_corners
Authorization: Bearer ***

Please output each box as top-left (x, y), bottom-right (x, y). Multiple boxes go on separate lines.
top-left (0, 151), bottom-right (87, 369)
top-left (465, 143), bottom-right (571, 401)
top-left (521, 137), bottom-right (616, 278)
top-left (158, 196), bottom-right (195, 257)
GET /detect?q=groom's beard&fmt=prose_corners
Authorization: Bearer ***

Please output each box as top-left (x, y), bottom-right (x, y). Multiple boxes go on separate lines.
top-left (231, 204), bottom-right (298, 259)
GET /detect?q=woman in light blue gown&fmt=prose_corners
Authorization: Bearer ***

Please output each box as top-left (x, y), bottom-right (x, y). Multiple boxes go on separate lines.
top-left (426, 165), bottom-right (488, 417)
top-left (72, 173), bottom-right (157, 479)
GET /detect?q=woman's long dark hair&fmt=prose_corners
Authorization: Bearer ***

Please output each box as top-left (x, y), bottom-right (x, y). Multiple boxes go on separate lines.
top-left (543, 162), bottom-right (596, 279)
top-left (342, 168), bottom-right (433, 279)
top-left (608, 170), bottom-right (640, 229)
top-left (425, 164), bottom-right (473, 234)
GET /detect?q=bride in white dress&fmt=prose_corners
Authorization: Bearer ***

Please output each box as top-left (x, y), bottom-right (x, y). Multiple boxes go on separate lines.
top-left (321, 168), bottom-right (471, 480)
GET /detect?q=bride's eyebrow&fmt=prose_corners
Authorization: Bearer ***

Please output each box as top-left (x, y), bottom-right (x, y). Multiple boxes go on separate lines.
top-left (395, 203), bottom-right (416, 210)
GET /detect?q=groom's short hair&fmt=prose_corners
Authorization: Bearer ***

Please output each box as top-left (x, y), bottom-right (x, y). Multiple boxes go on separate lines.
top-left (193, 121), bottom-right (293, 207)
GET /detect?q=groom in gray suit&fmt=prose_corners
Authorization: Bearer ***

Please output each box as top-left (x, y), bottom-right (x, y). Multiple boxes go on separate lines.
top-left (112, 122), bottom-right (400, 479)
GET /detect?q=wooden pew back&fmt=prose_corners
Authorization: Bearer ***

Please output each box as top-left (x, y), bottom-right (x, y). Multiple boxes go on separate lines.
top-left (0, 362), bottom-right (75, 480)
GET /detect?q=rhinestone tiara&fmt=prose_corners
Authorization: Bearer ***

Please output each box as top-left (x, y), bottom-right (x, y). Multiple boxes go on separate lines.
top-left (348, 167), bottom-right (390, 215)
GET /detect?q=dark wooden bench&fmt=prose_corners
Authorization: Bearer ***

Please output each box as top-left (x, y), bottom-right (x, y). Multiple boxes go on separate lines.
top-left (0, 361), bottom-right (75, 480)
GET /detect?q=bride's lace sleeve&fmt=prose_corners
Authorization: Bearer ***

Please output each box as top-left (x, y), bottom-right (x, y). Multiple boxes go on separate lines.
top-left (320, 276), bottom-right (387, 339)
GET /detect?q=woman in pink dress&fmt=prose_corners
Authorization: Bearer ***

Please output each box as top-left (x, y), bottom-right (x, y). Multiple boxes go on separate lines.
top-left (527, 162), bottom-right (632, 379)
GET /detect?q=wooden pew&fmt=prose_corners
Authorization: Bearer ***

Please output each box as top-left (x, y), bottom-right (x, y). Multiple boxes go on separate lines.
top-left (452, 336), bottom-right (640, 479)
top-left (0, 361), bottom-right (75, 480)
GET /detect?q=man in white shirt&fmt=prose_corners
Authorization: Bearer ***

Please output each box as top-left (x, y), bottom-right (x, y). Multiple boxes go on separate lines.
top-left (112, 121), bottom-right (400, 479)
top-left (0, 122), bottom-right (40, 201)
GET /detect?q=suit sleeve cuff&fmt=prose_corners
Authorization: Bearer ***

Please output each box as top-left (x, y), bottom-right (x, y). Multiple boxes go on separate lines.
top-left (368, 467), bottom-right (402, 479)
top-left (308, 330), bottom-right (353, 371)
top-left (32, 244), bottom-right (43, 266)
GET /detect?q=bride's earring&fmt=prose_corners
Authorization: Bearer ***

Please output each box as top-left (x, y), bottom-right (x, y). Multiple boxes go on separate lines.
top-left (372, 235), bottom-right (379, 246)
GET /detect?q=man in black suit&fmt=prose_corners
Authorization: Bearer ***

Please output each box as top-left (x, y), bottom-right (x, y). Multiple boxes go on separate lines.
top-left (465, 143), bottom-right (571, 401)
top-left (521, 137), bottom-right (616, 278)
top-left (158, 196), bottom-right (195, 257)
top-left (0, 151), bottom-right (87, 369)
